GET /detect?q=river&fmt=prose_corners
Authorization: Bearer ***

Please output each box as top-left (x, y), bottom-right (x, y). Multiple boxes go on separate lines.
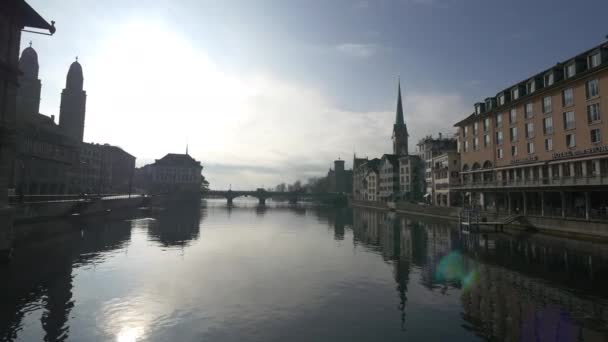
top-left (1, 199), bottom-right (607, 341)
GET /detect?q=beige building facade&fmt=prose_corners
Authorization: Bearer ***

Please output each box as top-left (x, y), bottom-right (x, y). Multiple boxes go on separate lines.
top-left (455, 42), bottom-right (608, 220)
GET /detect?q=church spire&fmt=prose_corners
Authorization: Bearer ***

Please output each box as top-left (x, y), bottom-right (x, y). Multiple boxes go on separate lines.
top-left (395, 79), bottom-right (405, 126)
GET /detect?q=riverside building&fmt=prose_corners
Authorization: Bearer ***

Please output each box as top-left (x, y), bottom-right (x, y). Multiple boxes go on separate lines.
top-left (455, 41), bottom-right (608, 221)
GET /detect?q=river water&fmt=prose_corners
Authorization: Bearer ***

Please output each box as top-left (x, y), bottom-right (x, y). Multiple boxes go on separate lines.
top-left (1, 199), bottom-right (608, 341)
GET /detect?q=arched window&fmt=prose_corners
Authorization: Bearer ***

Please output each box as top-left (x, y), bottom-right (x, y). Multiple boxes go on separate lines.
top-left (483, 160), bottom-right (493, 169)
top-left (472, 162), bottom-right (481, 170)
top-left (462, 164), bottom-right (470, 172)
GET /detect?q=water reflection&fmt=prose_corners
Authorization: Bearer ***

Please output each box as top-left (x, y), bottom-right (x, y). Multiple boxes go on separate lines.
top-left (147, 201), bottom-right (204, 248)
top-left (352, 207), bottom-right (608, 341)
top-left (1, 203), bottom-right (607, 341)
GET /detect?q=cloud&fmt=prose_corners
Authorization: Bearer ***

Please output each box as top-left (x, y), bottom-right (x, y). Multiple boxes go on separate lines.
top-left (335, 43), bottom-right (377, 58)
top-left (63, 19), bottom-right (467, 190)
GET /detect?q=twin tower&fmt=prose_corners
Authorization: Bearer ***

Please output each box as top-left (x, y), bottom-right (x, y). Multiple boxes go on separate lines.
top-left (17, 44), bottom-right (87, 142)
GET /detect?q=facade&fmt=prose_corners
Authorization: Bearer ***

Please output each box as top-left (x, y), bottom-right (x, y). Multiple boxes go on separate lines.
top-left (0, 0), bottom-right (54, 256)
top-left (79, 143), bottom-right (135, 194)
top-left (379, 154), bottom-right (399, 200)
top-left (12, 45), bottom-right (79, 195)
top-left (417, 134), bottom-right (458, 204)
top-left (455, 41), bottom-right (608, 220)
top-left (327, 159), bottom-right (353, 193)
top-left (398, 155), bottom-right (424, 201)
top-left (363, 158), bottom-right (380, 201)
top-left (352, 155), bottom-right (369, 200)
top-left (136, 153), bottom-right (203, 195)
top-left (431, 151), bottom-right (461, 206)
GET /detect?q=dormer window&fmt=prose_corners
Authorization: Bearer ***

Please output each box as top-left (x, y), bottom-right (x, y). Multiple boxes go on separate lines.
top-left (544, 72), bottom-right (554, 87)
top-left (526, 80), bottom-right (536, 94)
top-left (564, 62), bottom-right (576, 78)
top-left (485, 98), bottom-right (496, 111)
top-left (512, 87), bottom-right (520, 100)
top-left (474, 103), bottom-right (485, 115)
top-left (588, 52), bottom-right (601, 69)
top-left (498, 93), bottom-right (505, 106)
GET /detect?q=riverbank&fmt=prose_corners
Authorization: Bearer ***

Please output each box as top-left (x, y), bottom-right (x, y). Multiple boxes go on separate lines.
top-left (352, 200), bottom-right (608, 242)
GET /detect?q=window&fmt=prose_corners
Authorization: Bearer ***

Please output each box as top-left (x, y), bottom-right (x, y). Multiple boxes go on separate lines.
top-left (588, 53), bottom-right (601, 69)
top-left (587, 103), bottom-right (601, 123)
top-left (483, 118), bottom-right (490, 132)
top-left (510, 127), bottom-right (518, 142)
top-left (565, 63), bottom-right (576, 78)
top-left (566, 134), bottom-right (576, 148)
top-left (562, 88), bottom-right (574, 107)
top-left (544, 73), bottom-right (554, 87)
top-left (586, 79), bottom-right (599, 99)
top-left (496, 113), bottom-right (503, 128)
top-left (591, 128), bottom-right (602, 144)
top-left (543, 117), bottom-right (554, 134)
top-left (474, 137), bottom-right (479, 150)
top-left (497, 148), bottom-right (504, 159)
top-left (563, 111), bottom-right (575, 130)
top-left (484, 134), bottom-right (490, 147)
top-left (473, 122), bottom-right (479, 135)
top-left (545, 138), bottom-right (553, 151)
top-left (464, 140), bottom-right (469, 152)
top-left (512, 87), bottom-right (520, 100)
top-left (526, 80), bottom-right (536, 94)
top-left (525, 123), bottom-right (534, 138)
top-left (498, 94), bottom-right (505, 106)
top-left (511, 145), bottom-right (518, 156)
top-left (510, 108), bottom-right (517, 124)
top-left (525, 103), bottom-right (533, 119)
top-left (496, 131), bottom-right (503, 145)
top-left (527, 142), bottom-right (535, 154)
top-left (463, 126), bottom-right (468, 137)
top-left (542, 96), bottom-right (552, 113)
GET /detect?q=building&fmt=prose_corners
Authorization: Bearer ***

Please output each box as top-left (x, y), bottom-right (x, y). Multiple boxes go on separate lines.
top-left (136, 153), bottom-right (203, 195)
top-left (417, 134), bottom-right (458, 204)
top-left (379, 154), bottom-right (399, 200)
top-left (12, 45), bottom-right (79, 195)
top-left (431, 151), bottom-right (460, 206)
top-left (398, 155), bottom-right (424, 201)
top-left (58, 59), bottom-right (86, 143)
top-left (454, 41), bottom-right (608, 220)
top-left (79, 143), bottom-right (135, 194)
top-left (353, 80), bottom-right (411, 202)
top-left (1, 0), bottom-right (54, 257)
top-left (327, 159), bottom-right (353, 193)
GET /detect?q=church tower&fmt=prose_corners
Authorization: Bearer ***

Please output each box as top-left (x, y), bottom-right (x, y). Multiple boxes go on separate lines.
top-left (392, 80), bottom-right (409, 156)
top-left (16, 43), bottom-right (42, 122)
top-left (59, 59), bottom-right (87, 142)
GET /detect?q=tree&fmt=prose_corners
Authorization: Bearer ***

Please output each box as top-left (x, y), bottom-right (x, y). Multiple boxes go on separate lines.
top-left (201, 175), bottom-right (210, 193)
top-left (275, 183), bottom-right (286, 192)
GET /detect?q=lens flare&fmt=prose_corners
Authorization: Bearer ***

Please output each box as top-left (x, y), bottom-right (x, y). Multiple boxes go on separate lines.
top-left (434, 251), bottom-right (477, 290)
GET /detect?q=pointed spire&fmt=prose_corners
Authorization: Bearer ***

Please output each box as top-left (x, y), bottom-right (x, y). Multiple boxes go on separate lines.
top-left (395, 78), bottom-right (405, 126)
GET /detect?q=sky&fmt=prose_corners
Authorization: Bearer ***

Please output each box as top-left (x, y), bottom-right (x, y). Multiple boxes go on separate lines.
top-left (22, 0), bottom-right (608, 189)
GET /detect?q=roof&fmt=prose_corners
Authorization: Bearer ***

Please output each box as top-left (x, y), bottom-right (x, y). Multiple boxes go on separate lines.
top-left (454, 41), bottom-right (608, 127)
top-left (155, 153), bottom-right (201, 167)
top-left (381, 154), bottom-right (399, 167)
top-left (2, 0), bottom-right (54, 31)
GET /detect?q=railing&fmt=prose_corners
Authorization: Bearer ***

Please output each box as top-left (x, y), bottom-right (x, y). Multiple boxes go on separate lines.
top-left (454, 175), bottom-right (608, 189)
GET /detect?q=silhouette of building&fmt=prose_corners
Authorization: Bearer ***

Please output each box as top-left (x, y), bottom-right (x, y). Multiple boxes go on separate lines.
top-left (327, 159), bottom-right (353, 193)
top-left (135, 153), bottom-right (203, 195)
top-left (0, 0), bottom-right (54, 259)
top-left (12, 45), bottom-right (79, 195)
top-left (78, 143), bottom-right (134, 194)
top-left (58, 59), bottom-right (86, 143)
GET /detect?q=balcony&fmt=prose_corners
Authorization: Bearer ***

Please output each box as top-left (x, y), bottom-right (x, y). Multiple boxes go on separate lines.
top-left (453, 175), bottom-right (608, 190)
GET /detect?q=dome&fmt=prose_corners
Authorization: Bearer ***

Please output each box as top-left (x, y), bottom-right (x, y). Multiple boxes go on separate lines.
top-left (19, 45), bottom-right (39, 78)
top-left (66, 59), bottom-right (84, 90)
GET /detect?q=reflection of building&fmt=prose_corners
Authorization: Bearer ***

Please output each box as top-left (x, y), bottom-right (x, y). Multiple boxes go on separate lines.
top-left (136, 153), bottom-right (203, 195)
top-left (454, 41), bottom-right (608, 219)
top-left (327, 159), bottom-right (353, 193)
top-left (148, 202), bottom-right (202, 247)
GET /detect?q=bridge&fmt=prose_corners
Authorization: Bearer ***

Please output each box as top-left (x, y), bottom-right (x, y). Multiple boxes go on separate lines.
top-left (204, 189), bottom-right (346, 205)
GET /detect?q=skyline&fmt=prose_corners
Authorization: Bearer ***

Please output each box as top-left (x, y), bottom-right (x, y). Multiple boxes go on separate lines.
top-left (20, 0), bottom-right (608, 189)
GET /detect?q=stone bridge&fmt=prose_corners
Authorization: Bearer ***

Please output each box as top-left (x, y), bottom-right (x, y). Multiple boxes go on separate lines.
top-left (204, 189), bottom-right (346, 205)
